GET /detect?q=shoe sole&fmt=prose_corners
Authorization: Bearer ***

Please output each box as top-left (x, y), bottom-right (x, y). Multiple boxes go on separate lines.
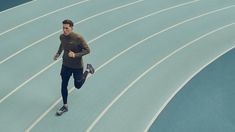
top-left (88, 64), bottom-right (95, 74)
top-left (56, 110), bottom-right (68, 116)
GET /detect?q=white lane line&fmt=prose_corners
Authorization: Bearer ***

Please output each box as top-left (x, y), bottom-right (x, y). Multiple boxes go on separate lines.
top-left (24, 1), bottom-right (201, 131)
top-left (0, 0), bottom-right (37, 14)
top-left (0, 0), bottom-right (144, 64)
top-left (86, 24), bottom-right (235, 132)
top-left (0, 0), bottom-right (146, 105)
top-left (144, 32), bottom-right (235, 132)
top-left (0, 0), bottom-right (89, 36)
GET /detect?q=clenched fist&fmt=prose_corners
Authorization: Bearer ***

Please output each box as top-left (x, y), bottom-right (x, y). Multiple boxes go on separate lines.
top-left (68, 50), bottom-right (75, 58)
top-left (53, 53), bottom-right (60, 60)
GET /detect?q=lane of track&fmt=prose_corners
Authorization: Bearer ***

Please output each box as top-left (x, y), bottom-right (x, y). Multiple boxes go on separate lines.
top-left (0, 0), bottom-right (162, 129)
top-left (0, 0), bottom-right (34, 12)
top-left (26, 0), bottom-right (235, 131)
top-left (0, 0), bottom-right (196, 107)
top-left (0, 0), bottom-right (145, 63)
top-left (0, 0), bottom-right (89, 35)
top-left (90, 21), bottom-right (235, 132)
top-left (1, 0), bottom-right (234, 131)
top-left (0, 0), bottom-right (202, 131)
top-left (149, 45), bottom-right (235, 132)
top-left (145, 25), bottom-right (235, 132)
top-left (0, 0), bottom-right (145, 64)
top-left (0, 0), bottom-right (145, 101)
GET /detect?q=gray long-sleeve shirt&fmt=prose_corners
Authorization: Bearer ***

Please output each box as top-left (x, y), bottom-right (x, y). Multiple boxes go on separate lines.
top-left (57, 32), bottom-right (90, 69)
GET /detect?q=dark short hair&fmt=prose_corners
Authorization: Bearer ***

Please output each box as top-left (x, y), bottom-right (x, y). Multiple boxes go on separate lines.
top-left (62, 19), bottom-right (74, 27)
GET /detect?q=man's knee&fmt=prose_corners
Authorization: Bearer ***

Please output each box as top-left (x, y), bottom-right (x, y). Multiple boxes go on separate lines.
top-left (74, 80), bottom-right (84, 89)
top-left (75, 83), bottom-right (83, 89)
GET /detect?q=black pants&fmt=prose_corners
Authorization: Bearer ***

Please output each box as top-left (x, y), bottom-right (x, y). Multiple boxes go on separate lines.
top-left (60, 65), bottom-right (88, 104)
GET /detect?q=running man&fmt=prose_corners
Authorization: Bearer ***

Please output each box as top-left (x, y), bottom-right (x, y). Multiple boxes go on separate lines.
top-left (53, 19), bottom-right (95, 116)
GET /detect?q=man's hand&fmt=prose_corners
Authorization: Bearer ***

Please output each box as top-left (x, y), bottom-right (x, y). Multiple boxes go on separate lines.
top-left (68, 50), bottom-right (76, 58)
top-left (53, 53), bottom-right (60, 60)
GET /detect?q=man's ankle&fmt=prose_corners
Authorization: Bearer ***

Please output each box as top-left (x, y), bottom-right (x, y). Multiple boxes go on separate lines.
top-left (64, 104), bottom-right (68, 108)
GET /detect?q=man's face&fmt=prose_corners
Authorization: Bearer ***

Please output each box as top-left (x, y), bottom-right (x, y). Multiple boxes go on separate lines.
top-left (63, 24), bottom-right (73, 36)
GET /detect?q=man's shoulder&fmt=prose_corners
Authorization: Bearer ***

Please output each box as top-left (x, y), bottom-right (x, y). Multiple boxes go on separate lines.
top-left (59, 34), bottom-right (64, 39)
top-left (72, 32), bottom-right (83, 39)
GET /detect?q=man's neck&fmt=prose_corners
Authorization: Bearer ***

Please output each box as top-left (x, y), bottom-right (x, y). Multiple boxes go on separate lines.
top-left (64, 32), bottom-right (73, 38)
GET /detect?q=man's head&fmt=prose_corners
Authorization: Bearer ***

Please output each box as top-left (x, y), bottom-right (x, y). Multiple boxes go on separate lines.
top-left (62, 19), bottom-right (74, 36)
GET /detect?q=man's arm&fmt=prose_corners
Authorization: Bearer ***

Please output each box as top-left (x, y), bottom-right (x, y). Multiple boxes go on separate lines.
top-left (54, 44), bottom-right (62, 60)
top-left (57, 43), bottom-right (63, 55)
top-left (74, 35), bottom-right (90, 58)
top-left (54, 36), bottom-right (64, 60)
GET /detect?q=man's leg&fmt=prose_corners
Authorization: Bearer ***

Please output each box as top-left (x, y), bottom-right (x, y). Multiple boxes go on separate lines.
top-left (73, 68), bottom-right (85, 89)
top-left (57, 65), bottom-right (72, 116)
top-left (73, 64), bottom-right (95, 89)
